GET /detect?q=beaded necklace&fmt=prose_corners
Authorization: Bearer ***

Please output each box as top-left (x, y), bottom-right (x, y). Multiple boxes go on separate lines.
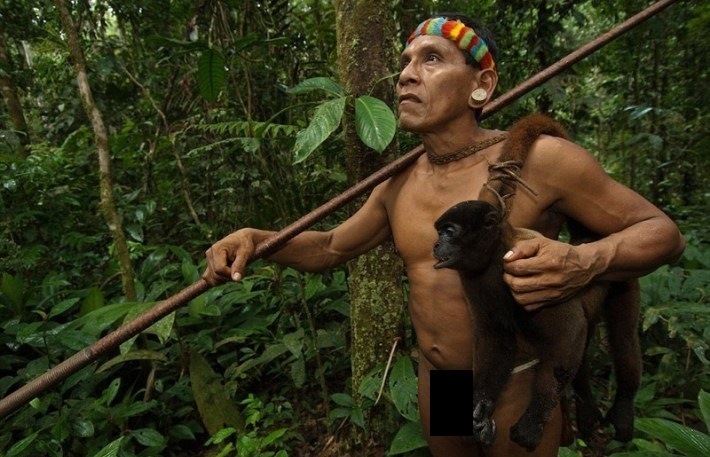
top-left (426, 133), bottom-right (508, 165)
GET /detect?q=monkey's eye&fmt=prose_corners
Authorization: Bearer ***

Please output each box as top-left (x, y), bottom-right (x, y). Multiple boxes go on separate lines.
top-left (443, 225), bottom-right (459, 237)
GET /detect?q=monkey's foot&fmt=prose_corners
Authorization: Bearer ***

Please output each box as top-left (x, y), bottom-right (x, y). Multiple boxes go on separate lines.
top-left (575, 402), bottom-right (603, 438)
top-left (606, 399), bottom-right (635, 442)
top-left (472, 400), bottom-right (496, 446)
top-left (510, 416), bottom-right (544, 452)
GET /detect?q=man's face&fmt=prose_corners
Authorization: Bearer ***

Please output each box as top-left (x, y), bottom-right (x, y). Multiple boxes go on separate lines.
top-left (397, 35), bottom-right (478, 134)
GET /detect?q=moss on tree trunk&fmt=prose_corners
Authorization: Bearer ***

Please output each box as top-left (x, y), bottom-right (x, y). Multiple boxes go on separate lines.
top-left (334, 0), bottom-right (406, 450)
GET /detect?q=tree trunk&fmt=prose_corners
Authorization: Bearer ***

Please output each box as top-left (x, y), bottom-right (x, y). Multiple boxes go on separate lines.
top-left (55, 0), bottom-right (137, 301)
top-left (0, 28), bottom-right (30, 157)
top-left (334, 0), bottom-right (405, 451)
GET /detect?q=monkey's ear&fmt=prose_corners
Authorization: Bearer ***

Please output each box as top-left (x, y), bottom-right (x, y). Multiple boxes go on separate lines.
top-left (483, 210), bottom-right (501, 228)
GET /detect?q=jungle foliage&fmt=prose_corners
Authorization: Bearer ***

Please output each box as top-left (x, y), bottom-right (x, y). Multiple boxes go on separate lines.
top-left (0, 0), bottom-right (708, 456)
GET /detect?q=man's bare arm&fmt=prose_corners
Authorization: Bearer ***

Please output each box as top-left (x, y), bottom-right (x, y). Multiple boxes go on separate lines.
top-left (203, 183), bottom-right (392, 285)
top-left (503, 136), bottom-right (685, 308)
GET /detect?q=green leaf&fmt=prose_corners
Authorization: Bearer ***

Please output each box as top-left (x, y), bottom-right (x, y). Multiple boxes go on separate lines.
top-left (170, 424), bottom-right (196, 441)
top-left (262, 428), bottom-right (288, 446)
top-left (358, 366), bottom-right (384, 401)
top-left (1, 273), bottom-right (25, 313)
top-left (6, 431), bottom-right (38, 457)
top-left (293, 97), bottom-right (346, 164)
top-left (99, 378), bottom-right (121, 406)
top-left (189, 350), bottom-right (245, 435)
top-left (49, 297), bottom-right (80, 318)
top-left (89, 436), bottom-right (123, 457)
top-left (355, 95), bottom-right (396, 153)
top-left (70, 301), bottom-right (134, 336)
top-left (118, 301), bottom-right (175, 353)
top-left (331, 392), bottom-right (356, 408)
top-left (388, 421), bottom-right (428, 455)
top-left (351, 406), bottom-right (365, 428)
top-left (197, 49), bottom-right (227, 102)
top-left (635, 418), bottom-right (710, 457)
top-left (557, 448), bottom-right (581, 457)
top-left (132, 428), bottom-right (166, 447)
top-left (207, 427), bottom-right (237, 445)
top-left (97, 349), bottom-right (169, 373)
top-left (700, 390), bottom-right (710, 432)
top-left (286, 77), bottom-right (344, 97)
top-left (290, 357), bottom-right (306, 388)
top-left (389, 356), bottom-right (419, 421)
top-left (72, 418), bottom-right (95, 437)
top-left (283, 328), bottom-right (304, 356)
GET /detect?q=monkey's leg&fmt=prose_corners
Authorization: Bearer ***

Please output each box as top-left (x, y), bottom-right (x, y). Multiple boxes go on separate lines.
top-left (604, 280), bottom-right (642, 442)
top-left (471, 328), bottom-right (518, 447)
top-left (509, 359), bottom-right (568, 451)
top-left (511, 309), bottom-right (587, 451)
top-left (572, 347), bottom-right (603, 438)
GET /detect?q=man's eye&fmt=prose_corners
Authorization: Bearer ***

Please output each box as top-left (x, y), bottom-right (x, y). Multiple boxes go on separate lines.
top-left (426, 54), bottom-right (439, 62)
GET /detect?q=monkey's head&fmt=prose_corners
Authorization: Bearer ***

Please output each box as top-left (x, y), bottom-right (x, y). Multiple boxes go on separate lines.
top-left (433, 200), bottom-right (503, 272)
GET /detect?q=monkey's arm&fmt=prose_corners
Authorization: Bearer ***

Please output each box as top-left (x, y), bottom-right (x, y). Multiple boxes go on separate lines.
top-left (502, 136), bottom-right (685, 309)
top-left (203, 183), bottom-right (392, 285)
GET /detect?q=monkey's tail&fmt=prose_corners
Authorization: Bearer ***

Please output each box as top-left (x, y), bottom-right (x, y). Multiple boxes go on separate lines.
top-left (499, 113), bottom-right (569, 165)
top-left (480, 113), bottom-right (568, 214)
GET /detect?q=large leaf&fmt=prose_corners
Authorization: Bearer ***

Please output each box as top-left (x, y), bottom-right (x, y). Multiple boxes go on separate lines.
top-left (118, 301), bottom-right (175, 353)
top-left (388, 421), bottom-right (428, 455)
top-left (355, 95), bottom-right (396, 153)
top-left (293, 97), bottom-right (346, 164)
top-left (1, 273), bottom-right (24, 312)
top-left (197, 49), bottom-right (227, 102)
top-left (189, 350), bottom-right (245, 435)
top-left (635, 418), bottom-right (710, 457)
top-left (388, 356), bottom-right (419, 422)
top-left (97, 349), bottom-right (169, 373)
top-left (700, 390), bottom-right (710, 433)
top-left (286, 77), bottom-right (344, 97)
top-left (89, 437), bottom-right (124, 457)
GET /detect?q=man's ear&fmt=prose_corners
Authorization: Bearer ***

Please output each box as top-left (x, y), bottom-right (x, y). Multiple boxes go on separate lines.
top-left (468, 68), bottom-right (498, 109)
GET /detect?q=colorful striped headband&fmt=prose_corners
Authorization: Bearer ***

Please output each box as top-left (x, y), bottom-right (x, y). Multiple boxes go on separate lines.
top-left (406, 18), bottom-right (495, 70)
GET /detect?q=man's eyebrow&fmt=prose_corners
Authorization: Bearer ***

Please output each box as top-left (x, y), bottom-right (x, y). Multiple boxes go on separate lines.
top-left (402, 41), bottom-right (450, 59)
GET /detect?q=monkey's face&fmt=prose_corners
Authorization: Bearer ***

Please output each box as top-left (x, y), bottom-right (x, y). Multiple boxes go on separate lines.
top-left (433, 200), bottom-right (502, 272)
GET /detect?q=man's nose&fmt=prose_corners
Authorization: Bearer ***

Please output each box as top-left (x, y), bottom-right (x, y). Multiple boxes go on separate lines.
top-left (397, 62), bottom-right (418, 87)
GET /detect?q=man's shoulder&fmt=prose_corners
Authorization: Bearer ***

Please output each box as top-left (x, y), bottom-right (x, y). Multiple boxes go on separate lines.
top-left (524, 133), bottom-right (594, 171)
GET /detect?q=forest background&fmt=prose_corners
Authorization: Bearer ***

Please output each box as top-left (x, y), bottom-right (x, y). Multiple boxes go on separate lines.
top-left (0, 0), bottom-right (708, 456)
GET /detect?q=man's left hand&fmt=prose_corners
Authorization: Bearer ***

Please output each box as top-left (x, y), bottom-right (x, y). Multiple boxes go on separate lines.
top-left (502, 237), bottom-right (597, 311)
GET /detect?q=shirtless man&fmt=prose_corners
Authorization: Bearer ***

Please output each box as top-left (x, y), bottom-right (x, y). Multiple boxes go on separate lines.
top-left (202, 14), bottom-right (685, 457)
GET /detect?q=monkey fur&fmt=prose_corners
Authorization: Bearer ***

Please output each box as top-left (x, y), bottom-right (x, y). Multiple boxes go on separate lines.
top-left (432, 114), bottom-right (641, 450)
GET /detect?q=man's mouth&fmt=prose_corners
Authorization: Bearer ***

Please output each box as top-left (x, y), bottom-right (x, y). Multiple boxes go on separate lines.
top-left (398, 94), bottom-right (421, 105)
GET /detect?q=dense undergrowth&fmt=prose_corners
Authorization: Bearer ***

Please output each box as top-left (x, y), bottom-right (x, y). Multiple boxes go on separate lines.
top-left (1, 139), bottom-right (708, 456)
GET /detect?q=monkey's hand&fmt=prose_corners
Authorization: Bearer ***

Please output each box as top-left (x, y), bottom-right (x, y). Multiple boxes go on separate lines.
top-left (502, 237), bottom-right (603, 310)
top-left (472, 399), bottom-right (497, 446)
top-left (203, 229), bottom-right (259, 286)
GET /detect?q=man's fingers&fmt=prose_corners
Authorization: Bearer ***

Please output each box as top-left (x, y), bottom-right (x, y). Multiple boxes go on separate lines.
top-left (203, 247), bottom-right (233, 285)
top-left (230, 254), bottom-right (249, 281)
top-left (503, 238), bottom-right (541, 262)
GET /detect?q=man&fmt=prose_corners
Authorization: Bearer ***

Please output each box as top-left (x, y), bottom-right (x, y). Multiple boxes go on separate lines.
top-left (203, 14), bottom-right (685, 457)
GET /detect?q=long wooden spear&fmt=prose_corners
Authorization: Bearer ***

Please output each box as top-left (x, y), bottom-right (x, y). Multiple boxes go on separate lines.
top-left (0, 0), bottom-right (680, 420)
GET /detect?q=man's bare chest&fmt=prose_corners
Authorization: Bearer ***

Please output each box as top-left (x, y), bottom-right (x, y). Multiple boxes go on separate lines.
top-left (387, 168), bottom-right (487, 263)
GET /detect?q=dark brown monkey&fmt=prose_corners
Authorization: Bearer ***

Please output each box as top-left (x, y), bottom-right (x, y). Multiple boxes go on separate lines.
top-left (483, 114), bottom-right (641, 444)
top-left (434, 199), bottom-right (608, 450)
top-left (432, 114), bottom-right (641, 450)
